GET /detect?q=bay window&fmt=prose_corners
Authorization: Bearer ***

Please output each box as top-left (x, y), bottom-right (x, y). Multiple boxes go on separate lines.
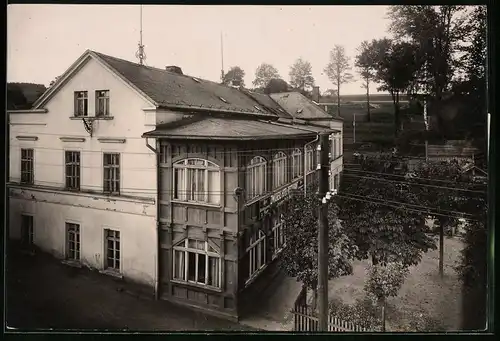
top-left (173, 239), bottom-right (221, 288)
top-left (246, 156), bottom-right (267, 201)
top-left (291, 148), bottom-right (303, 180)
top-left (272, 152), bottom-right (287, 189)
top-left (173, 158), bottom-right (221, 205)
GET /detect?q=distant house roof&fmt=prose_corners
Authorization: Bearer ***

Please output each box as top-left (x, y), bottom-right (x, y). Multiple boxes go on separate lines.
top-left (270, 92), bottom-right (341, 121)
top-left (142, 116), bottom-right (332, 140)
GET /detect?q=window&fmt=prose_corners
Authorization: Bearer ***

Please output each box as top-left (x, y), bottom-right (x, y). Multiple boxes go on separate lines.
top-left (247, 230), bottom-right (266, 281)
top-left (338, 135), bottom-right (343, 157)
top-left (272, 152), bottom-right (287, 189)
top-left (21, 215), bottom-right (34, 246)
top-left (74, 91), bottom-right (88, 117)
top-left (332, 136), bottom-right (337, 159)
top-left (96, 90), bottom-right (110, 117)
top-left (291, 148), bottom-right (303, 179)
top-left (105, 229), bottom-right (120, 271)
top-left (335, 173), bottom-right (340, 190)
top-left (103, 153), bottom-right (120, 194)
top-left (173, 158), bottom-right (221, 205)
top-left (272, 208), bottom-right (286, 259)
top-left (173, 239), bottom-right (221, 288)
top-left (66, 223), bottom-right (80, 261)
top-left (65, 151), bottom-right (81, 190)
top-left (246, 156), bottom-right (267, 201)
top-left (20, 148), bottom-right (34, 184)
top-left (305, 145), bottom-right (314, 173)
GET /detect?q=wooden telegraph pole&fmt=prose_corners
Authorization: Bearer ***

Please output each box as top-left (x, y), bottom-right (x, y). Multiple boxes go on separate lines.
top-left (317, 133), bottom-right (330, 331)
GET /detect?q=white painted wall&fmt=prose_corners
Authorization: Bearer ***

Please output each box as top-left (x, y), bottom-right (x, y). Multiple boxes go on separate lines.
top-left (9, 55), bottom-right (159, 289)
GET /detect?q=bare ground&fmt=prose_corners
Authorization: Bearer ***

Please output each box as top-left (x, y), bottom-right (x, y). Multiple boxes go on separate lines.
top-left (327, 236), bottom-right (464, 331)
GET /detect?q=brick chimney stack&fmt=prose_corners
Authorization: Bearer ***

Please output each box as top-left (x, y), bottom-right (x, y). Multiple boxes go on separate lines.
top-left (312, 86), bottom-right (320, 103)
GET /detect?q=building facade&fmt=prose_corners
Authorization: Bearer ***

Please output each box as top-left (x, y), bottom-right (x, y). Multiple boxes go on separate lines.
top-left (8, 50), bottom-right (343, 320)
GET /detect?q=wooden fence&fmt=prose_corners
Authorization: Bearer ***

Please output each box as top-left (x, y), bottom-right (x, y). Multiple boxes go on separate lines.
top-left (292, 286), bottom-right (369, 332)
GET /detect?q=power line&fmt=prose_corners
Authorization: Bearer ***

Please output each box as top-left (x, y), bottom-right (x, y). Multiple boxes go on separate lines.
top-left (344, 168), bottom-right (487, 187)
top-left (342, 173), bottom-right (486, 194)
top-left (335, 193), bottom-right (480, 223)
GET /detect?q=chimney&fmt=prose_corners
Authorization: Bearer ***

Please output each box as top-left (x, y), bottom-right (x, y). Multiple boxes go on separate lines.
top-left (165, 66), bottom-right (183, 75)
top-left (312, 86), bottom-right (320, 103)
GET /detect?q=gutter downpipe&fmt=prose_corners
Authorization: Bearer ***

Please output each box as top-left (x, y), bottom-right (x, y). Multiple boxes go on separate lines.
top-left (263, 120), bottom-right (328, 196)
top-left (145, 137), bottom-right (160, 300)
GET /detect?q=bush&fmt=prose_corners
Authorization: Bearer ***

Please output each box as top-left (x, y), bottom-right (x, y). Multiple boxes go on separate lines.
top-left (392, 309), bottom-right (446, 332)
top-left (329, 296), bottom-right (381, 331)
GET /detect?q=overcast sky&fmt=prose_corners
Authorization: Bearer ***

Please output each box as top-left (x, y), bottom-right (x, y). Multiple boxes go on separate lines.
top-left (8, 5), bottom-right (392, 95)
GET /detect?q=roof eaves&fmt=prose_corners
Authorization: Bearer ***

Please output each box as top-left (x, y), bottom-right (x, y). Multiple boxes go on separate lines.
top-left (142, 132), bottom-right (317, 141)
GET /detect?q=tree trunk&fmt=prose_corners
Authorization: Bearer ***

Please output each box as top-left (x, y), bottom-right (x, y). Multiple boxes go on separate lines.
top-left (366, 78), bottom-right (371, 122)
top-left (439, 222), bottom-right (444, 278)
top-left (390, 91), bottom-right (399, 137)
top-left (337, 81), bottom-right (341, 117)
top-left (381, 298), bottom-right (387, 332)
top-left (371, 254), bottom-right (379, 266)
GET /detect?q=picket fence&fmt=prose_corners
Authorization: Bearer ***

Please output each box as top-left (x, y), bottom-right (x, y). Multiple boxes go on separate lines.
top-left (292, 286), bottom-right (369, 332)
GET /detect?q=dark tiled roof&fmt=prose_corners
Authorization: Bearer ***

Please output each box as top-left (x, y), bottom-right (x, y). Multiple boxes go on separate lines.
top-left (270, 92), bottom-right (335, 120)
top-left (239, 89), bottom-right (293, 118)
top-left (142, 117), bottom-right (320, 140)
top-left (93, 51), bottom-right (276, 118)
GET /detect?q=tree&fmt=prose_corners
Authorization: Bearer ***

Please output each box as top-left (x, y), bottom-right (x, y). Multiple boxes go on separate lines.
top-left (365, 262), bottom-right (409, 331)
top-left (324, 45), bottom-right (354, 117)
top-left (280, 192), bottom-right (358, 309)
top-left (355, 41), bottom-right (377, 122)
top-left (388, 6), bottom-right (468, 135)
top-left (335, 153), bottom-right (436, 267)
top-left (264, 78), bottom-right (291, 94)
top-left (408, 160), bottom-right (484, 278)
top-left (252, 63), bottom-right (281, 89)
top-left (366, 38), bottom-right (419, 136)
top-left (223, 66), bottom-right (246, 87)
top-left (288, 58), bottom-right (315, 92)
top-left (7, 84), bottom-right (28, 110)
top-left (455, 175), bottom-right (487, 329)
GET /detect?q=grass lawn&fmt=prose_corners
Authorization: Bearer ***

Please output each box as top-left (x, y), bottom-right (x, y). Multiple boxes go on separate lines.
top-left (326, 236), bottom-right (464, 332)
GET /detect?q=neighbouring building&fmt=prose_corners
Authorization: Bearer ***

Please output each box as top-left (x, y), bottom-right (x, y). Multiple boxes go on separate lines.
top-left (8, 49), bottom-right (343, 320)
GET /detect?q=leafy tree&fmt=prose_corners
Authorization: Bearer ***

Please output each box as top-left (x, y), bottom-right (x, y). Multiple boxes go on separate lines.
top-left (264, 78), bottom-right (290, 94)
top-left (366, 38), bottom-right (419, 136)
top-left (280, 192), bottom-right (358, 309)
top-left (408, 160), bottom-right (487, 278)
top-left (388, 6), bottom-right (468, 134)
top-left (365, 262), bottom-right (410, 331)
top-left (355, 41), bottom-right (377, 122)
top-left (322, 89), bottom-right (337, 99)
top-left (455, 177), bottom-right (487, 329)
top-left (324, 45), bottom-right (354, 117)
top-left (288, 58), bottom-right (315, 92)
top-left (7, 84), bottom-right (28, 110)
top-left (336, 153), bottom-right (436, 267)
top-left (223, 66), bottom-right (246, 87)
top-left (252, 63), bottom-right (281, 88)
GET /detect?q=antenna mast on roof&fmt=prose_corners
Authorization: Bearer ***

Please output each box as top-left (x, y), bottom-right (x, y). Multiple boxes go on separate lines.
top-left (136, 5), bottom-right (147, 65)
top-left (220, 32), bottom-right (225, 83)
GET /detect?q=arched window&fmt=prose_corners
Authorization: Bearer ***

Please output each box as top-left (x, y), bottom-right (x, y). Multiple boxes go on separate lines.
top-left (273, 152), bottom-right (287, 188)
top-left (305, 145), bottom-right (314, 173)
top-left (291, 148), bottom-right (303, 179)
top-left (246, 229), bottom-right (266, 282)
top-left (173, 158), bottom-right (220, 204)
top-left (246, 156), bottom-right (267, 201)
top-left (173, 238), bottom-right (221, 288)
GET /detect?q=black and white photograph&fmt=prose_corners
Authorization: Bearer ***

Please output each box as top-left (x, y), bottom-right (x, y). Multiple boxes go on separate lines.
top-left (6, 4), bottom-right (490, 333)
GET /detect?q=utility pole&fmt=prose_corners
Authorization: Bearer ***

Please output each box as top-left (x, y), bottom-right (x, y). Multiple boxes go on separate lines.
top-left (317, 133), bottom-right (330, 331)
top-left (353, 113), bottom-right (356, 144)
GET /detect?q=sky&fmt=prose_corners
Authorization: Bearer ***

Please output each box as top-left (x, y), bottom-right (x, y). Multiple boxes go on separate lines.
top-left (8, 5), bottom-right (392, 95)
